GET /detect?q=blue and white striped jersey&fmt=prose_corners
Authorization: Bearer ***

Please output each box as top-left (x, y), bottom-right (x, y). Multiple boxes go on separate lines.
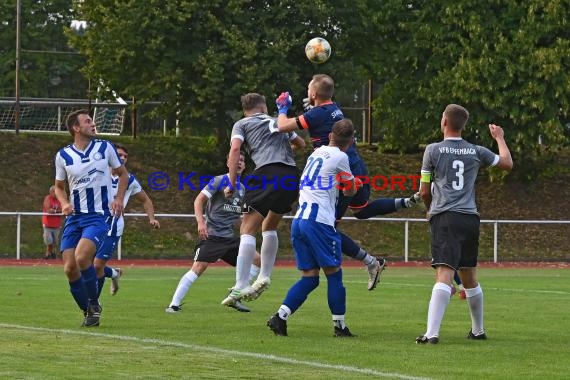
top-left (55, 139), bottom-right (122, 215)
top-left (106, 173), bottom-right (143, 237)
top-left (295, 145), bottom-right (353, 227)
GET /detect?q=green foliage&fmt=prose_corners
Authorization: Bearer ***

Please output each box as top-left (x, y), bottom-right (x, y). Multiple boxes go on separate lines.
top-left (66, 0), bottom-right (367, 144)
top-left (0, 0), bottom-right (87, 98)
top-left (356, 0), bottom-right (569, 164)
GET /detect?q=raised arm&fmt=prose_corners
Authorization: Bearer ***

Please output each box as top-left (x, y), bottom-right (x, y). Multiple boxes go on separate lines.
top-left (488, 124), bottom-right (513, 170)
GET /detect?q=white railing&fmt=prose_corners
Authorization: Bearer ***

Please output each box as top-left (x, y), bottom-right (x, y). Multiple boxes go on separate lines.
top-left (2, 211), bottom-right (569, 262)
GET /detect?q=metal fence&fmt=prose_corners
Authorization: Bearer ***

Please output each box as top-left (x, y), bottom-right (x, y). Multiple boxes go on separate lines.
top-left (2, 211), bottom-right (569, 262)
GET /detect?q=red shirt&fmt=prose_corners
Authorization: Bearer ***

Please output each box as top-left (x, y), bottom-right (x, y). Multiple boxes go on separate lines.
top-left (42, 195), bottom-right (62, 228)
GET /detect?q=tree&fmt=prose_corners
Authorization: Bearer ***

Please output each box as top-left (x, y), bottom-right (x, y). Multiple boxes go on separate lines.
top-left (350, 0), bottom-right (569, 164)
top-left (67, 0), bottom-right (366, 146)
top-left (0, 0), bottom-right (87, 98)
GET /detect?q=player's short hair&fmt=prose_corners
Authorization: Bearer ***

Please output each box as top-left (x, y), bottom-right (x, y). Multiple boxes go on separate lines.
top-left (66, 109), bottom-right (90, 136)
top-left (444, 104), bottom-right (469, 131)
top-left (114, 143), bottom-right (128, 154)
top-left (312, 74), bottom-right (334, 100)
top-left (332, 118), bottom-right (354, 148)
top-left (241, 93), bottom-right (266, 112)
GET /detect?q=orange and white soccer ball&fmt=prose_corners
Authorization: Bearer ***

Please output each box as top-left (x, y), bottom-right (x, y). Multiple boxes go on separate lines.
top-left (305, 37), bottom-right (331, 64)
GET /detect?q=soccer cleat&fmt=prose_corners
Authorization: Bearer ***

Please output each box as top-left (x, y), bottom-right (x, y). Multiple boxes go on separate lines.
top-left (459, 289), bottom-right (467, 300)
top-left (367, 257), bottom-right (387, 291)
top-left (110, 268), bottom-right (123, 296)
top-left (467, 330), bottom-right (488, 340)
top-left (229, 300), bottom-right (251, 313)
top-left (334, 326), bottom-right (356, 337)
top-left (267, 313), bottom-right (288, 336)
top-left (404, 192), bottom-right (421, 208)
top-left (221, 289), bottom-right (242, 308)
top-left (165, 305), bottom-right (182, 313)
top-left (242, 277), bottom-right (271, 301)
top-left (83, 302), bottom-right (102, 327)
top-left (415, 335), bottom-right (439, 344)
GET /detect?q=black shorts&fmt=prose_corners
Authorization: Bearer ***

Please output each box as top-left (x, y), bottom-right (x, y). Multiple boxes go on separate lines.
top-left (242, 163), bottom-right (299, 217)
top-left (193, 236), bottom-right (240, 265)
top-left (429, 211), bottom-right (480, 270)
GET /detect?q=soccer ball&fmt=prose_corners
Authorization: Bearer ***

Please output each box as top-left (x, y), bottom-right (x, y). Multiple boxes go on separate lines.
top-left (305, 37), bottom-right (331, 64)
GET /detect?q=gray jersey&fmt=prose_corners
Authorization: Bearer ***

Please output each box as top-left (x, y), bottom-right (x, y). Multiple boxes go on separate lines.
top-left (422, 138), bottom-right (498, 216)
top-left (200, 174), bottom-right (245, 238)
top-left (231, 113), bottom-right (297, 169)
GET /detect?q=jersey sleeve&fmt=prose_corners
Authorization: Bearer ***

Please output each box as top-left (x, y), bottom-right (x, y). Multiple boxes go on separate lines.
top-left (200, 175), bottom-right (223, 198)
top-left (107, 141), bottom-right (123, 169)
top-left (337, 152), bottom-right (353, 180)
top-left (420, 144), bottom-right (435, 182)
top-left (128, 175), bottom-right (143, 196)
top-left (477, 145), bottom-right (499, 167)
top-left (230, 121), bottom-right (245, 143)
top-left (54, 153), bottom-right (67, 181)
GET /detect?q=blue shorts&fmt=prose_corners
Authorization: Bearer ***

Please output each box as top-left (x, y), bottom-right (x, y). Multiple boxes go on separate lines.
top-left (60, 213), bottom-right (108, 252)
top-left (95, 235), bottom-right (121, 261)
top-left (291, 219), bottom-right (342, 270)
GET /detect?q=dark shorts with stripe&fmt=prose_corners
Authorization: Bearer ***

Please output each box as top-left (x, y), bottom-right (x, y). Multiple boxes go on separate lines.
top-left (242, 163), bottom-right (299, 217)
top-left (430, 211), bottom-right (480, 270)
top-left (194, 236), bottom-right (240, 265)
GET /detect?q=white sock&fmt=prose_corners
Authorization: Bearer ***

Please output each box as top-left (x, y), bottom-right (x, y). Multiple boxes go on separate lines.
top-left (111, 268), bottom-right (119, 279)
top-left (170, 270), bottom-right (199, 307)
top-left (363, 254), bottom-right (376, 267)
top-left (235, 234), bottom-right (256, 289)
top-left (425, 282), bottom-right (452, 338)
top-left (332, 314), bottom-right (346, 329)
top-left (278, 305), bottom-right (292, 320)
top-left (259, 230), bottom-right (278, 280)
top-left (395, 198), bottom-right (404, 210)
top-left (465, 284), bottom-right (484, 335)
top-left (249, 264), bottom-right (260, 284)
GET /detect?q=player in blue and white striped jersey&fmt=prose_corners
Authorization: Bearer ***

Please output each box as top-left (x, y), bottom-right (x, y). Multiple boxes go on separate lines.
top-left (267, 119), bottom-right (360, 337)
top-left (54, 109), bottom-right (129, 327)
top-left (94, 143), bottom-right (160, 297)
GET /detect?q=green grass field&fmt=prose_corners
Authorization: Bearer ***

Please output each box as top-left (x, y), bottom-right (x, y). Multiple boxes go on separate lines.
top-left (1, 265), bottom-right (568, 379)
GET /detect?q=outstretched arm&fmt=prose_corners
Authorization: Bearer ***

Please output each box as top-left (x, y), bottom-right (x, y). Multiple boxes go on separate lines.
top-left (133, 190), bottom-right (160, 228)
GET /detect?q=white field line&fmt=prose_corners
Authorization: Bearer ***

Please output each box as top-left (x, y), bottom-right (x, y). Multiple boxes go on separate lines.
top-left (0, 323), bottom-right (431, 380)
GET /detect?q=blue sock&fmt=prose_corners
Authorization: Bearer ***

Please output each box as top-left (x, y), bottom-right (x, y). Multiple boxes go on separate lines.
top-left (81, 265), bottom-right (99, 303)
top-left (354, 198), bottom-right (397, 219)
top-left (326, 270), bottom-right (346, 315)
top-left (97, 277), bottom-right (106, 297)
top-left (104, 266), bottom-right (113, 278)
top-left (454, 271), bottom-right (462, 286)
top-left (69, 278), bottom-right (89, 311)
top-left (283, 276), bottom-right (319, 314)
top-left (340, 232), bottom-right (361, 259)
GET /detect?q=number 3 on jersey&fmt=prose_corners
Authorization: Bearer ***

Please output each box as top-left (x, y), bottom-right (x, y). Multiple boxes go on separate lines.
top-left (452, 160), bottom-right (464, 190)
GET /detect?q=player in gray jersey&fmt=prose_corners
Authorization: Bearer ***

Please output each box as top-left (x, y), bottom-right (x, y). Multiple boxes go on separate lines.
top-left (222, 93), bottom-right (305, 308)
top-left (415, 104), bottom-right (513, 344)
top-left (166, 152), bottom-right (261, 313)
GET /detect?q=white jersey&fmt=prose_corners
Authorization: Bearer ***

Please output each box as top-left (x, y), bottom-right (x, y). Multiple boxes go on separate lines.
top-left (107, 173), bottom-right (143, 237)
top-left (294, 145), bottom-right (353, 227)
top-left (55, 139), bottom-right (122, 216)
